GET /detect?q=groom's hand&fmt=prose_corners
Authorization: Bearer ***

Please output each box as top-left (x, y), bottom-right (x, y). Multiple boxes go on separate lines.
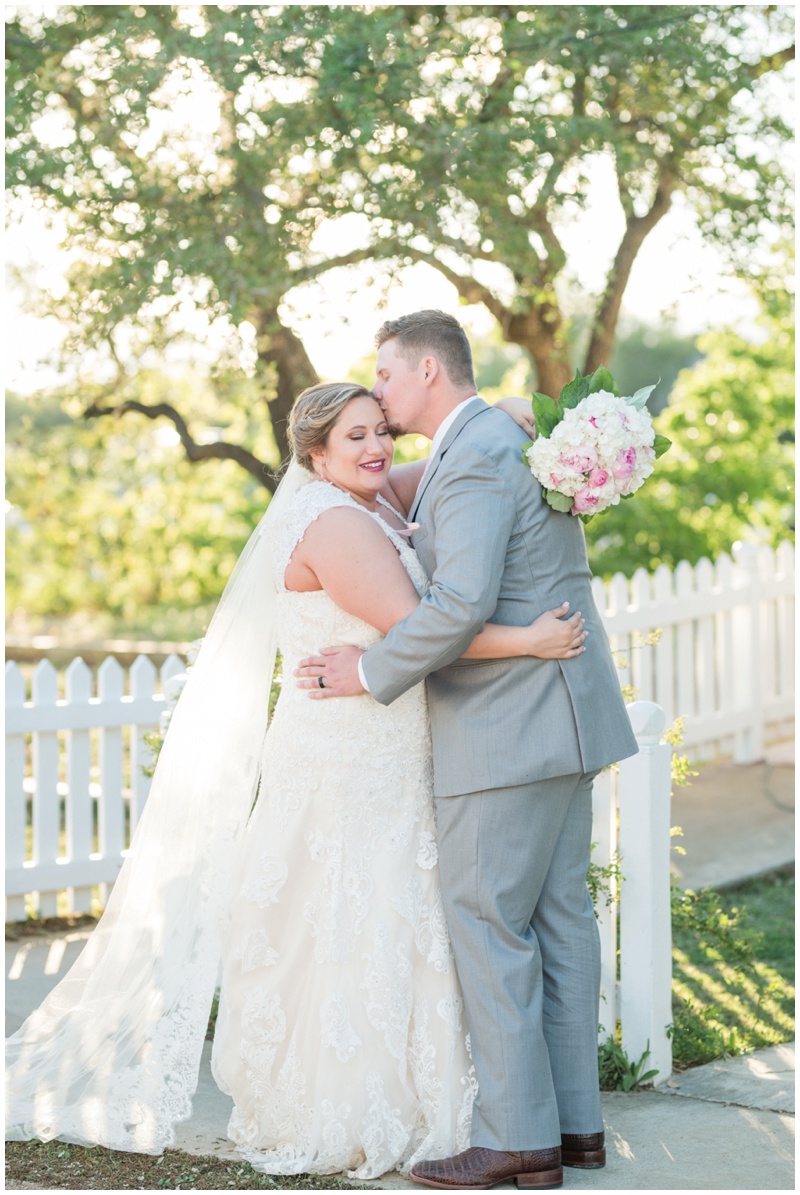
top-left (294, 646), bottom-right (366, 698)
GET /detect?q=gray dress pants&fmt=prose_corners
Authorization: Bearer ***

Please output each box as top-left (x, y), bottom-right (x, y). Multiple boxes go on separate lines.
top-left (433, 770), bottom-right (604, 1150)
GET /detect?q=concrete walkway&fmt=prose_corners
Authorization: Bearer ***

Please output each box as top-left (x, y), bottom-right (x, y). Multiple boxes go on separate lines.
top-left (671, 742), bottom-right (794, 890)
top-left (6, 746), bottom-right (795, 1190)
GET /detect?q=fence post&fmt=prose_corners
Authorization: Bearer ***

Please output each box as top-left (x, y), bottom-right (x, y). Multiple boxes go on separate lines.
top-left (732, 541), bottom-right (763, 764)
top-left (591, 767), bottom-right (618, 1043)
top-left (618, 701), bottom-right (673, 1083)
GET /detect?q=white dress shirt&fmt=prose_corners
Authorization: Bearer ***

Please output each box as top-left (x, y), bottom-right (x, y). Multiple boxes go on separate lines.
top-left (357, 396), bottom-right (480, 692)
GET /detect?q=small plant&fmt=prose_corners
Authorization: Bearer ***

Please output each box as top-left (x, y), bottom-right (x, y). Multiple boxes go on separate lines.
top-left (140, 728), bottom-right (164, 779)
top-left (670, 879), bottom-right (752, 965)
top-left (668, 1001), bottom-right (740, 1067)
top-left (587, 850), bottom-right (622, 913)
top-left (597, 1034), bottom-right (659, 1091)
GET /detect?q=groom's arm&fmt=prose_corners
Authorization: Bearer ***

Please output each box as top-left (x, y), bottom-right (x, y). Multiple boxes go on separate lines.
top-left (363, 442), bottom-right (517, 704)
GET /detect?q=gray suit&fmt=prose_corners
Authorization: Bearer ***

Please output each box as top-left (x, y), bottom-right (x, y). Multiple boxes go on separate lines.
top-left (361, 398), bottom-right (637, 1149)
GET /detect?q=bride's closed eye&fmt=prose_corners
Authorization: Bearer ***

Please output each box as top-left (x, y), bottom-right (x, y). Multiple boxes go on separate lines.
top-left (350, 427), bottom-right (390, 440)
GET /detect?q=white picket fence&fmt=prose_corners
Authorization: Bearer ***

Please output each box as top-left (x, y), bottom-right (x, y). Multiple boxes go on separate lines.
top-left (3, 541), bottom-right (794, 1081)
top-left (5, 654), bottom-right (186, 921)
top-left (595, 540), bottom-right (794, 762)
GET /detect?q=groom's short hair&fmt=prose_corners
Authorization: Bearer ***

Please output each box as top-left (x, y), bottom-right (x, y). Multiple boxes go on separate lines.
top-left (376, 310), bottom-right (476, 389)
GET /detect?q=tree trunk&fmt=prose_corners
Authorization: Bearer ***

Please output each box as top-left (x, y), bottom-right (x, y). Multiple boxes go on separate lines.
top-left (252, 308), bottom-right (319, 465)
top-left (584, 173), bottom-right (677, 373)
top-left (506, 308), bottom-right (573, 398)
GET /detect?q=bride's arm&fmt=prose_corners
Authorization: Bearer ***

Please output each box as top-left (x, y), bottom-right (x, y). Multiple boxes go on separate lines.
top-left (462, 604), bottom-right (587, 659)
top-left (294, 508), bottom-right (585, 659)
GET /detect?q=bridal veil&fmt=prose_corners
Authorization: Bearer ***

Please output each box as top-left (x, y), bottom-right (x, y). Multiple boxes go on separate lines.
top-left (5, 462), bottom-right (313, 1152)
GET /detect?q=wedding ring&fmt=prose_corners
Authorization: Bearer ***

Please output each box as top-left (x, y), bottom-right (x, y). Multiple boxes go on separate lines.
top-left (317, 676), bottom-right (325, 689)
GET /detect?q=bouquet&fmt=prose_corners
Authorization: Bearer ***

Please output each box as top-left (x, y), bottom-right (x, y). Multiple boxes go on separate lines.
top-left (523, 367), bottom-right (671, 523)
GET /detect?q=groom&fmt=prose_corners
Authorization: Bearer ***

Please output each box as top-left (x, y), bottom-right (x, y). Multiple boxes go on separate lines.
top-left (299, 310), bottom-right (638, 1190)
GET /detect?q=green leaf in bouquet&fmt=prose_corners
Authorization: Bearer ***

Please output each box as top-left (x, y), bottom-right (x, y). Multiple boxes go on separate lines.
top-left (520, 439), bottom-right (533, 463)
top-left (531, 392), bottom-right (560, 438)
top-left (586, 365), bottom-right (620, 397)
top-left (653, 433), bottom-right (672, 458)
top-left (626, 380), bottom-right (659, 409)
top-left (544, 488), bottom-right (574, 514)
top-left (557, 370), bottom-right (594, 412)
top-left (579, 512), bottom-right (596, 525)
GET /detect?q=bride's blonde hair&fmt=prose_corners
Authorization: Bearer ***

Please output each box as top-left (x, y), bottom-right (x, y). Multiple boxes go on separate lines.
top-left (288, 382), bottom-right (375, 470)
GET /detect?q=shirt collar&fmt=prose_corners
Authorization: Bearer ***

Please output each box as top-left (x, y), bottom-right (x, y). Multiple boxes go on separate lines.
top-left (428, 395), bottom-right (479, 461)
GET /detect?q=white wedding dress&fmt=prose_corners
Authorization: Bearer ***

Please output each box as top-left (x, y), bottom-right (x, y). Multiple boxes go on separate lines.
top-left (210, 480), bottom-right (476, 1179)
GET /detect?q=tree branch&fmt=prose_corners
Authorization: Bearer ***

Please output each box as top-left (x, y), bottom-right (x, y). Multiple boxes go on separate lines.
top-left (399, 247), bottom-right (513, 330)
top-left (749, 43), bottom-right (794, 79)
top-left (83, 399), bottom-right (276, 491)
top-left (247, 247), bottom-right (380, 295)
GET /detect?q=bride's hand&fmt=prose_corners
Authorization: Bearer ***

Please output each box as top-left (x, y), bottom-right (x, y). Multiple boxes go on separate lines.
top-left (525, 603), bottom-right (588, 658)
top-left (494, 395), bottom-right (536, 437)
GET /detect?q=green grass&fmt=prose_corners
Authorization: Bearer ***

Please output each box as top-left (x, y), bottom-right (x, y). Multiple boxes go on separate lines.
top-left (4, 1141), bottom-right (362, 1190)
top-left (670, 870), bottom-right (795, 1068)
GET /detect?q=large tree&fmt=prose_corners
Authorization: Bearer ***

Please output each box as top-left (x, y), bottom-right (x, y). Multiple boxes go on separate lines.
top-left (6, 4), bottom-right (794, 487)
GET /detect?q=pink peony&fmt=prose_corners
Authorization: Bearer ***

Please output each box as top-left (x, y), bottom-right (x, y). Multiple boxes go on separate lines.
top-left (571, 487), bottom-right (600, 514)
top-left (612, 447), bottom-right (637, 478)
top-left (559, 446), bottom-right (598, 473)
top-left (588, 467), bottom-right (609, 489)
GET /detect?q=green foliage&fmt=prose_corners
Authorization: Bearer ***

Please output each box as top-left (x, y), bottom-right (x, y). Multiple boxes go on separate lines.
top-left (597, 1038), bottom-right (659, 1092)
top-left (531, 392), bottom-right (561, 439)
top-left (5, 379), bottom-right (269, 629)
top-left (608, 323), bottom-right (702, 415)
top-left (140, 730), bottom-right (163, 780)
top-left (587, 850), bottom-right (622, 913)
top-left (670, 873), bottom-right (795, 1067)
top-left (587, 304), bottom-right (795, 576)
top-left (671, 881), bottom-right (753, 965)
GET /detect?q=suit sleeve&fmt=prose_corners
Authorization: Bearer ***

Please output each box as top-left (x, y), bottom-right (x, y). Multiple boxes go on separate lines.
top-left (361, 441), bottom-right (516, 705)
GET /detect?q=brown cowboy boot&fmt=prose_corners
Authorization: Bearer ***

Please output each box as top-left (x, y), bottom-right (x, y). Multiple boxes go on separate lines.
top-left (410, 1145), bottom-right (563, 1189)
top-left (561, 1131), bottom-right (606, 1168)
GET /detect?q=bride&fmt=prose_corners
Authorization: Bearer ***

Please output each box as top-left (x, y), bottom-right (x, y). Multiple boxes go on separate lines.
top-left (6, 382), bottom-right (586, 1180)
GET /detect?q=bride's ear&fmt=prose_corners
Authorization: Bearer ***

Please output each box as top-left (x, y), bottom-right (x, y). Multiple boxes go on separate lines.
top-left (309, 448), bottom-right (327, 480)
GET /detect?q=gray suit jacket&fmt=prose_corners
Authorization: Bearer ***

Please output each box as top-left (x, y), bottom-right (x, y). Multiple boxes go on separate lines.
top-left (362, 399), bottom-right (638, 797)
